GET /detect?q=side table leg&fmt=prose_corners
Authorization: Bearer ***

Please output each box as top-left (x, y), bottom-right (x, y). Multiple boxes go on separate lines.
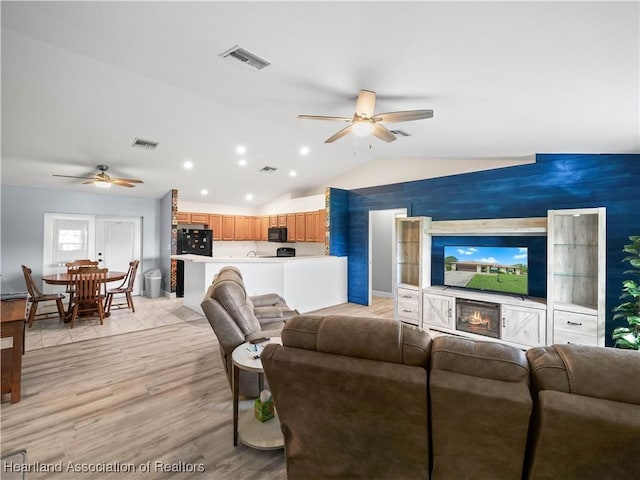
top-left (233, 364), bottom-right (239, 446)
top-left (258, 372), bottom-right (264, 393)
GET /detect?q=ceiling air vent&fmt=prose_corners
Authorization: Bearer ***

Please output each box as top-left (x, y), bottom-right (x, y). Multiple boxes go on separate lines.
top-left (259, 166), bottom-right (278, 173)
top-left (219, 45), bottom-right (271, 70)
top-left (389, 130), bottom-right (411, 137)
top-left (131, 137), bottom-right (158, 149)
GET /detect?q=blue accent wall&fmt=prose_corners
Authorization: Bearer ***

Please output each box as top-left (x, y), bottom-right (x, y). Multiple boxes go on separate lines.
top-left (327, 187), bottom-right (350, 257)
top-left (343, 153), bottom-right (640, 346)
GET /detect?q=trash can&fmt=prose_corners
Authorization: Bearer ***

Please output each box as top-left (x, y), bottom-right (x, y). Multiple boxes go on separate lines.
top-left (144, 269), bottom-right (162, 298)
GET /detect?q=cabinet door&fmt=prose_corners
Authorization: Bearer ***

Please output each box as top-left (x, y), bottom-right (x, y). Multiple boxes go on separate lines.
top-left (176, 212), bottom-right (191, 224)
top-left (235, 216), bottom-right (250, 240)
top-left (251, 216), bottom-right (261, 240)
top-left (260, 216), bottom-right (269, 241)
top-left (295, 213), bottom-right (306, 242)
top-left (287, 214), bottom-right (296, 242)
top-left (269, 215), bottom-right (278, 228)
top-left (209, 214), bottom-right (222, 240)
top-left (190, 213), bottom-right (209, 224)
top-left (501, 304), bottom-right (545, 347)
top-left (305, 212), bottom-right (317, 242)
top-left (222, 216), bottom-right (235, 240)
top-left (423, 293), bottom-right (454, 330)
top-left (277, 214), bottom-right (287, 227)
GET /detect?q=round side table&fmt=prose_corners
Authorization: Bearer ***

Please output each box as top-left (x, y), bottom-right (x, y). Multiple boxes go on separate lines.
top-left (231, 338), bottom-right (284, 450)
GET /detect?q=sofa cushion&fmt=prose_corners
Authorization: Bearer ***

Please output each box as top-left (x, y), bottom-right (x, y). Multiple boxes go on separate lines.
top-left (526, 344), bottom-right (640, 405)
top-left (210, 277), bottom-right (260, 336)
top-left (281, 315), bottom-right (431, 367)
top-left (431, 335), bottom-right (530, 383)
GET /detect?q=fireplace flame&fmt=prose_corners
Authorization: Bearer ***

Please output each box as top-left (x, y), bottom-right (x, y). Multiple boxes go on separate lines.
top-left (468, 311), bottom-right (490, 327)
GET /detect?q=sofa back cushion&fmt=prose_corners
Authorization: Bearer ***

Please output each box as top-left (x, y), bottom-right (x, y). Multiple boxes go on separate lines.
top-left (431, 335), bottom-right (530, 383)
top-left (281, 315), bottom-right (431, 367)
top-left (208, 268), bottom-right (260, 336)
top-left (526, 344), bottom-right (640, 405)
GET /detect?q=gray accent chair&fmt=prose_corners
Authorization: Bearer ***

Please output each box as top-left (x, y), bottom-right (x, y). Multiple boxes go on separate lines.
top-left (201, 266), bottom-right (297, 397)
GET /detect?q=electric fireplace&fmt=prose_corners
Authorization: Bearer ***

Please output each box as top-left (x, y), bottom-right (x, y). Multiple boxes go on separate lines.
top-left (456, 299), bottom-right (501, 339)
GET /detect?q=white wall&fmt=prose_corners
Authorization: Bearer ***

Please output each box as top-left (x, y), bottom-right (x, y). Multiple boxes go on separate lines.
top-left (257, 192), bottom-right (325, 215)
top-left (1, 185), bottom-right (163, 293)
top-left (370, 210), bottom-right (397, 296)
top-left (326, 156), bottom-right (535, 191)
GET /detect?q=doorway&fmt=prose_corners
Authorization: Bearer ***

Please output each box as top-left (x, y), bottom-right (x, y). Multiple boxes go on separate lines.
top-left (368, 208), bottom-right (407, 306)
top-left (43, 213), bottom-right (142, 295)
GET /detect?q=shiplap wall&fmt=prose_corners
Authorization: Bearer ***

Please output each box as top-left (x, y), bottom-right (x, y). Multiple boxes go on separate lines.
top-left (337, 153), bottom-right (640, 346)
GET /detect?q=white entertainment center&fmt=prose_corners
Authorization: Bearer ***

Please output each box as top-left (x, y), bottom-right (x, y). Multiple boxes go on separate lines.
top-left (394, 208), bottom-right (606, 349)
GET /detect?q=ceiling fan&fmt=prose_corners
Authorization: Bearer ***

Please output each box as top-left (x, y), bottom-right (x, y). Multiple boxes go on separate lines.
top-left (53, 164), bottom-right (143, 188)
top-left (298, 89), bottom-right (433, 143)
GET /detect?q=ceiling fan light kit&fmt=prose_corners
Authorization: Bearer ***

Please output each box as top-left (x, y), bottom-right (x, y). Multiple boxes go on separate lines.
top-left (298, 89), bottom-right (433, 143)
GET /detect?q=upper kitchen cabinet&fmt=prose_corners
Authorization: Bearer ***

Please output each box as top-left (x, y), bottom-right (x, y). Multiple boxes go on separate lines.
top-left (287, 214), bottom-right (296, 242)
top-left (209, 214), bottom-right (222, 240)
top-left (190, 213), bottom-right (209, 224)
top-left (295, 213), bottom-right (306, 242)
top-left (176, 211), bottom-right (191, 224)
top-left (221, 216), bottom-right (235, 241)
top-left (234, 216), bottom-right (251, 240)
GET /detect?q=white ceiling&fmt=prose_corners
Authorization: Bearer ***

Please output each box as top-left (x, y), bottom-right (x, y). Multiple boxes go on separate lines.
top-left (2, 1), bottom-right (638, 205)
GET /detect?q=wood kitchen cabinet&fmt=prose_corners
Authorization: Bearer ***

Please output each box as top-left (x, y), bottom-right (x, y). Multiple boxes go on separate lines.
top-left (209, 214), bottom-right (222, 240)
top-left (234, 216), bottom-right (251, 240)
top-left (222, 216), bottom-right (235, 240)
top-left (295, 213), bottom-right (306, 242)
top-left (269, 216), bottom-right (278, 228)
top-left (176, 211), bottom-right (191, 224)
top-left (277, 214), bottom-right (287, 227)
top-left (190, 213), bottom-right (209, 224)
top-left (251, 216), bottom-right (262, 241)
top-left (260, 216), bottom-right (269, 241)
top-left (305, 211), bottom-right (318, 242)
top-left (287, 214), bottom-right (296, 242)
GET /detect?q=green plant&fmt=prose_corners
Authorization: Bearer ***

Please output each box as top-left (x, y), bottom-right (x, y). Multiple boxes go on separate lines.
top-left (612, 236), bottom-right (640, 349)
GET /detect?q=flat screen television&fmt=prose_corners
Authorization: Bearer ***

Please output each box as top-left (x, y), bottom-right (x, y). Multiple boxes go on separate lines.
top-left (444, 245), bottom-right (529, 296)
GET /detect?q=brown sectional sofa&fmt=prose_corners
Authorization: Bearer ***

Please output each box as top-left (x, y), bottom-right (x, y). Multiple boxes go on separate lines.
top-left (261, 314), bottom-right (640, 480)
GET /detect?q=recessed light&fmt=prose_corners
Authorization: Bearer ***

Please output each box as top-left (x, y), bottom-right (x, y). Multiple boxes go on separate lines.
top-left (183, 160), bottom-right (193, 169)
top-left (201, 189), bottom-right (208, 195)
top-left (238, 159), bottom-right (247, 167)
top-left (236, 145), bottom-right (247, 155)
top-left (245, 193), bottom-right (253, 201)
top-left (299, 146), bottom-right (310, 156)
top-left (289, 170), bottom-right (297, 177)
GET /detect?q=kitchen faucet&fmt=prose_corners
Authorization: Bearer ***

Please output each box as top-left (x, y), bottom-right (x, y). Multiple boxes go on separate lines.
top-left (246, 250), bottom-right (256, 257)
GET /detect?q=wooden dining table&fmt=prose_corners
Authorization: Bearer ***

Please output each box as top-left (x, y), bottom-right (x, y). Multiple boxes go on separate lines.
top-left (42, 271), bottom-right (126, 320)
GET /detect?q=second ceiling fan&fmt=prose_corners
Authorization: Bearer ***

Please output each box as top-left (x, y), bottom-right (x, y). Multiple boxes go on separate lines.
top-left (298, 89), bottom-right (433, 143)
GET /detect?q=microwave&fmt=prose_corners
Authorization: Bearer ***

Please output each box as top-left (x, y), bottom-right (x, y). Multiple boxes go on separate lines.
top-left (268, 227), bottom-right (288, 242)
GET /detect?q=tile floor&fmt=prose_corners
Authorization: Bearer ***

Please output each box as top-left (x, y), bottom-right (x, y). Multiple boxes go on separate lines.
top-left (24, 295), bottom-right (204, 351)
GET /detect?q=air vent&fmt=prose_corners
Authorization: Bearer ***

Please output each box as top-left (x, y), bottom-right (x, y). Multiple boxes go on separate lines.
top-left (389, 129), bottom-right (411, 137)
top-left (131, 138), bottom-right (158, 149)
top-left (259, 166), bottom-right (278, 173)
top-left (219, 45), bottom-right (271, 70)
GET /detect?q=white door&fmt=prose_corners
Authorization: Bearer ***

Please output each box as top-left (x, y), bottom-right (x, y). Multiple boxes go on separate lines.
top-left (43, 214), bottom-right (141, 295)
top-left (43, 214), bottom-right (96, 294)
top-left (96, 217), bottom-right (142, 295)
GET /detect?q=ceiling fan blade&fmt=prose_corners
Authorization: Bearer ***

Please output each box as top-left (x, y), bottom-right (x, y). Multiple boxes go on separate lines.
top-left (111, 180), bottom-right (136, 187)
top-left (375, 109), bottom-right (434, 123)
top-left (112, 177), bottom-right (143, 184)
top-left (53, 174), bottom-right (96, 180)
top-left (372, 123), bottom-right (397, 143)
top-left (355, 90), bottom-right (376, 118)
top-left (297, 115), bottom-right (351, 122)
top-left (325, 125), bottom-right (354, 143)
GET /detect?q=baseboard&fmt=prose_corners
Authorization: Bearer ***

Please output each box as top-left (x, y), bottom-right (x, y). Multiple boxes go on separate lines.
top-left (372, 290), bottom-right (393, 299)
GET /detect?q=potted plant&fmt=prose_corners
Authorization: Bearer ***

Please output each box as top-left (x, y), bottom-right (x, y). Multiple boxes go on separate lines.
top-left (612, 236), bottom-right (640, 349)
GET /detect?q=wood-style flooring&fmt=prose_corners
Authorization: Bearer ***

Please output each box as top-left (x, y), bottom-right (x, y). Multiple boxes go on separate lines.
top-left (0, 297), bottom-right (394, 479)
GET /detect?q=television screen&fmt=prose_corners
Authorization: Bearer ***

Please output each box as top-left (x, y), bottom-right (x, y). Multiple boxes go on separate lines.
top-left (444, 246), bottom-right (529, 295)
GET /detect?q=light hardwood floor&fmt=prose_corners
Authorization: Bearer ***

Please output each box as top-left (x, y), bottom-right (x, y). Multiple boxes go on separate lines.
top-left (1, 297), bottom-right (394, 479)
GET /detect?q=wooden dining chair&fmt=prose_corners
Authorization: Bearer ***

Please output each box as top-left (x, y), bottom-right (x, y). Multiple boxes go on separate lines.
top-left (106, 260), bottom-right (139, 314)
top-left (21, 265), bottom-right (66, 328)
top-left (68, 268), bottom-right (108, 328)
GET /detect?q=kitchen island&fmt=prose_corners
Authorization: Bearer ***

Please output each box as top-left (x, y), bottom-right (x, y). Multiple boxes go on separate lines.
top-left (173, 254), bottom-right (348, 314)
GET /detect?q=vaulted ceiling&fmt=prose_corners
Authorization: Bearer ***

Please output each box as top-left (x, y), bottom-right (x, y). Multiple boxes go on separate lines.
top-left (2, 1), bottom-right (638, 204)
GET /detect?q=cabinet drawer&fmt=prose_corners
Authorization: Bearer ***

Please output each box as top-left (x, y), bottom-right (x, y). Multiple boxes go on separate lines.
top-left (554, 310), bottom-right (597, 344)
top-left (398, 302), bottom-right (420, 326)
top-left (397, 288), bottom-right (420, 305)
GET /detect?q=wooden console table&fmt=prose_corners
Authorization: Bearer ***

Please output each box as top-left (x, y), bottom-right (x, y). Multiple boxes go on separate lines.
top-left (1, 296), bottom-right (27, 403)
